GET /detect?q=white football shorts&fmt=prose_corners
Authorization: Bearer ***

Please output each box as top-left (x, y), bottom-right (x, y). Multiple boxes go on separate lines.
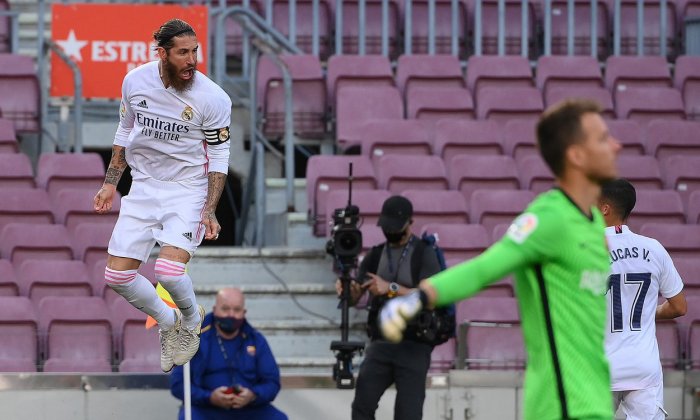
top-left (108, 176), bottom-right (207, 262)
top-left (613, 381), bottom-right (668, 420)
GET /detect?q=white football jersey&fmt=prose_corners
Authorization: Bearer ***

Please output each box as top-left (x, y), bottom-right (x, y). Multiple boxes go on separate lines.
top-left (114, 61), bottom-right (232, 182)
top-left (604, 225), bottom-right (684, 391)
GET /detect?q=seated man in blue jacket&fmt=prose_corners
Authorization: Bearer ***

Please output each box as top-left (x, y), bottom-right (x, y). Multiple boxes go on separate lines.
top-left (170, 287), bottom-right (287, 420)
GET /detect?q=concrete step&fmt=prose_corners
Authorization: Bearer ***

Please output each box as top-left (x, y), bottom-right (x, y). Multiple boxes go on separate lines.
top-left (187, 247), bottom-right (336, 286)
top-left (255, 321), bottom-right (367, 359)
top-left (265, 178), bottom-right (307, 214)
top-left (287, 212), bottom-right (327, 248)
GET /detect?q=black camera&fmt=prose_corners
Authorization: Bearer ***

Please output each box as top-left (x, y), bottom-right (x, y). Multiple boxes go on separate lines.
top-left (326, 204), bottom-right (363, 269)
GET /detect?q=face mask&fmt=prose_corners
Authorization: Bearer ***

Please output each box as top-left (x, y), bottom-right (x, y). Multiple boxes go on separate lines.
top-left (214, 316), bottom-right (245, 334)
top-left (382, 229), bottom-right (405, 244)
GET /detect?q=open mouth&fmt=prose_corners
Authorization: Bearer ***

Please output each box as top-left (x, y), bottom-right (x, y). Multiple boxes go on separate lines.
top-left (181, 68), bottom-right (194, 79)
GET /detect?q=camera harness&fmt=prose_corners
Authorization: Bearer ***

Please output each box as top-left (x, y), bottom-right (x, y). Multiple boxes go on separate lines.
top-left (384, 236), bottom-right (415, 282)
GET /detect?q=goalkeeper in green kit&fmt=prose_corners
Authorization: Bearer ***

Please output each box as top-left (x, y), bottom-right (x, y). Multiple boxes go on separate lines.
top-left (380, 100), bottom-right (621, 420)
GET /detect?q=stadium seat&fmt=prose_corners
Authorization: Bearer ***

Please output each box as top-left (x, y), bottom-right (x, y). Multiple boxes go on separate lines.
top-left (684, 296), bottom-right (700, 369)
top-left (421, 223), bottom-right (490, 263)
top-left (674, 55), bottom-right (700, 120)
top-left (0, 153), bottom-right (35, 188)
top-left (403, 190), bottom-right (470, 234)
top-left (456, 296), bottom-right (525, 369)
top-left (39, 296), bottom-right (112, 372)
top-left (0, 0), bottom-right (9, 53)
top-left (0, 118), bottom-right (18, 153)
top-left (502, 119), bottom-right (538, 160)
top-left (0, 259), bottom-right (18, 296)
top-left (609, 0), bottom-right (679, 57)
top-left (0, 53), bottom-right (40, 132)
top-left (470, 190), bottom-right (535, 234)
top-left (646, 121), bottom-right (700, 163)
top-left (0, 223), bottom-right (73, 267)
top-left (360, 224), bottom-right (386, 252)
top-left (469, 0), bottom-right (537, 56)
top-left (662, 156), bottom-right (700, 209)
top-left (605, 56), bottom-right (673, 93)
top-left (516, 155), bottom-right (555, 194)
top-left (269, 0), bottom-right (332, 58)
top-left (402, 0), bottom-right (468, 56)
top-left (305, 155), bottom-right (377, 236)
top-left (448, 155), bottom-right (520, 201)
top-left (336, 86), bottom-right (403, 151)
top-left (375, 155), bottom-right (449, 194)
top-left (221, 0), bottom-right (263, 56)
top-left (434, 120), bottom-right (504, 164)
top-left (616, 156), bottom-right (663, 190)
top-left (71, 223), bottom-right (113, 269)
top-left (325, 189), bottom-right (391, 237)
top-left (466, 56), bottom-right (534, 96)
top-left (491, 223), bottom-right (511, 244)
top-left (656, 320), bottom-right (682, 369)
top-left (93, 258), bottom-right (158, 307)
top-left (476, 86), bottom-right (543, 123)
top-left (614, 88), bottom-right (685, 124)
top-left (358, 119), bottom-right (433, 159)
top-left (256, 54), bottom-right (326, 139)
top-left (673, 258), bottom-right (700, 297)
top-left (687, 191), bottom-right (700, 225)
top-left (0, 297), bottom-right (37, 372)
top-left (35, 153), bottom-right (105, 198)
top-left (430, 338), bottom-right (456, 372)
top-left (330, 0), bottom-right (401, 57)
top-left (17, 260), bottom-right (92, 307)
top-left (479, 277), bottom-right (515, 297)
top-left (606, 119), bottom-right (645, 155)
top-left (406, 87), bottom-right (475, 121)
top-left (536, 56), bottom-right (604, 98)
top-left (626, 190), bottom-right (685, 231)
top-left (544, 0), bottom-right (610, 57)
top-left (639, 224), bottom-right (700, 259)
top-left (396, 54), bottom-right (466, 99)
top-left (545, 87), bottom-right (615, 119)
top-left (110, 299), bottom-right (160, 373)
top-left (326, 55), bottom-right (394, 113)
top-left (0, 188), bottom-right (53, 233)
top-left (51, 188), bottom-right (121, 234)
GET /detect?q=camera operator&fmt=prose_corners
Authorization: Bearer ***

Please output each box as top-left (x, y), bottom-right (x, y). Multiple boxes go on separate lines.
top-left (336, 196), bottom-right (441, 420)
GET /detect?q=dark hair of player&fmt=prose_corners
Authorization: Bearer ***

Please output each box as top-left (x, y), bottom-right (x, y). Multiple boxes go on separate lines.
top-left (153, 19), bottom-right (196, 51)
top-left (600, 178), bottom-right (637, 221)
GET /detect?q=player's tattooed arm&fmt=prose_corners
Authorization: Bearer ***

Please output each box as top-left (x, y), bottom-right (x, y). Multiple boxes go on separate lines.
top-left (104, 145), bottom-right (128, 187)
top-left (202, 172), bottom-right (227, 239)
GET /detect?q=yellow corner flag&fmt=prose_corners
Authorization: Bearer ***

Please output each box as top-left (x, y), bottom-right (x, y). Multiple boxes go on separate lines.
top-left (145, 283), bottom-right (177, 329)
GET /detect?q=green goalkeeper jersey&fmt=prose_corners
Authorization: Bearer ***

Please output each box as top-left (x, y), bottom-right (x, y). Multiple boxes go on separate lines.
top-left (429, 189), bottom-right (613, 420)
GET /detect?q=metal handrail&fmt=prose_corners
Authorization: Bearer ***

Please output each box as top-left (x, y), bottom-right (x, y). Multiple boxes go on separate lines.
top-left (45, 40), bottom-right (83, 153)
top-left (0, 10), bottom-right (20, 53)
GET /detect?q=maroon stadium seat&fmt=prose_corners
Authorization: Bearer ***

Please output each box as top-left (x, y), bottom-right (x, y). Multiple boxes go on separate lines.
top-left (502, 119), bottom-right (538, 160)
top-left (656, 320), bottom-right (682, 369)
top-left (403, 190), bottom-right (470, 234)
top-left (605, 56), bottom-right (673, 93)
top-left (673, 258), bottom-right (700, 297)
top-left (468, 0), bottom-right (537, 56)
top-left (0, 118), bottom-right (18, 153)
top-left (661, 156), bottom-right (700, 209)
top-left (326, 54), bottom-right (395, 112)
top-left (430, 338), bottom-right (456, 372)
top-left (545, 87), bottom-right (615, 119)
top-left (674, 56), bottom-right (700, 120)
top-left (0, 259), bottom-right (18, 296)
top-left (449, 155), bottom-right (520, 201)
top-left (0, 153), bottom-right (35, 188)
top-left (0, 296), bottom-right (37, 372)
top-left (0, 188), bottom-right (53, 234)
top-left (607, 0), bottom-right (678, 57)
top-left (639, 224), bottom-right (700, 259)
top-left (688, 191), bottom-right (700, 225)
top-left (222, 0), bottom-right (263, 56)
top-left (358, 119), bottom-right (433, 158)
top-left (51, 188), bottom-right (121, 234)
top-left (407, 87), bottom-right (474, 121)
top-left (466, 55), bottom-right (534, 96)
top-left (375, 155), bottom-right (448, 194)
top-left (434, 120), bottom-right (503, 163)
top-left (646, 121), bottom-right (700, 164)
top-left (421, 223), bottom-right (490, 263)
top-left (110, 299), bottom-right (160, 373)
top-left (0, 0), bottom-right (9, 53)
top-left (39, 296), bottom-right (112, 372)
top-left (684, 296), bottom-right (700, 369)
top-left (476, 86), bottom-right (543, 123)
top-left (516, 154), bottom-right (555, 194)
top-left (616, 156), bottom-right (663, 190)
top-left (627, 190), bottom-right (685, 231)
top-left (17, 260), bottom-right (92, 306)
top-left (401, 0), bottom-right (468, 55)
top-left (336, 86), bottom-right (403, 151)
top-left (0, 223), bottom-right (73, 267)
top-left (330, 0), bottom-right (401, 57)
top-left (256, 54), bottom-right (326, 139)
top-left (544, 0), bottom-right (610, 57)
top-left (0, 53), bottom-right (40, 132)
top-left (536, 56), bottom-right (604, 98)
top-left (396, 55), bottom-right (465, 100)
top-left (606, 119), bottom-right (645, 155)
top-left (71, 223), bottom-right (112, 269)
top-left (36, 153), bottom-right (105, 198)
top-left (470, 190), bottom-right (535, 234)
top-left (269, 0), bottom-right (331, 58)
top-left (615, 88), bottom-right (685, 124)
top-left (306, 155), bottom-right (377, 236)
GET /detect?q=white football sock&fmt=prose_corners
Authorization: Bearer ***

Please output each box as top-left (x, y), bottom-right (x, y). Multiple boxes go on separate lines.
top-left (154, 258), bottom-right (200, 329)
top-left (105, 268), bottom-right (175, 330)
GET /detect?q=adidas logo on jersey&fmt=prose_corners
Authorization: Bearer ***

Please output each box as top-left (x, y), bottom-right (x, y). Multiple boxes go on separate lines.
top-left (137, 100), bottom-right (148, 109)
top-left (182, 232), bottom-right (193, 241)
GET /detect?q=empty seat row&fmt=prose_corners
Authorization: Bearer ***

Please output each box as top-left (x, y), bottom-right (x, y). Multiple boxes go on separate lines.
top-left (307, 153), bottom-right (700, 235)
top-left (0, 152), bottom-right (105, 195)
top-left (257, 54), bottom-right (700, 139)
top-left (0, 53), bottom-right (40, 133)
top-left (0, 296), bottom-right (161, 373)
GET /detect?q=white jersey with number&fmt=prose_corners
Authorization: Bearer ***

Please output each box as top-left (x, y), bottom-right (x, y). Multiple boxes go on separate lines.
top-left (604, 225), bottom-right (684, 391)
top-left (114, 60), bottom-right (232, 183)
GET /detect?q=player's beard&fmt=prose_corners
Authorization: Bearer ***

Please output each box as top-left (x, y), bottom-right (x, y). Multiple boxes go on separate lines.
top-left (163, 57), bottom-right (196, 93)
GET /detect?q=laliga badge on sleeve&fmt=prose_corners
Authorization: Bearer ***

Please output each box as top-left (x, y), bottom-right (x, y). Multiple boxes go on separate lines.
top-left (507, 213), bottom-right (538, 244)
top-left (246, 345), bottom-right (256, 356)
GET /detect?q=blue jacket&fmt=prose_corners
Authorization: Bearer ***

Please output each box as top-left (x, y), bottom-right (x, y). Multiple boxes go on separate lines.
top-left (170, 313), bottom-right (281, 408)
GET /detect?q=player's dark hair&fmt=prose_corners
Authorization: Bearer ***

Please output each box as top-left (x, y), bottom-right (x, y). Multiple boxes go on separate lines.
top-left (600, 178), bottom-right (636, 221)
top-left (153, 19), bottom-right (195, 51)
top-left (536, 99), bottom-right (602, 177)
